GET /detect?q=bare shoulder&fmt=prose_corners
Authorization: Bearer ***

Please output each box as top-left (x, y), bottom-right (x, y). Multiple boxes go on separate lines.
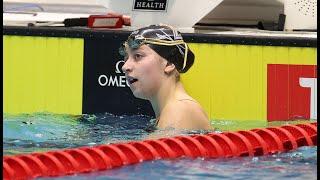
top-left (158, 99), bottom-right (211, 130)
top-left (178, 100), bottom-right (211, 129)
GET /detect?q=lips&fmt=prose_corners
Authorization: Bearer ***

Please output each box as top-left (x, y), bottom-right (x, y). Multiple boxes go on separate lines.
top-left (126, 76), bottom-right (138, 85)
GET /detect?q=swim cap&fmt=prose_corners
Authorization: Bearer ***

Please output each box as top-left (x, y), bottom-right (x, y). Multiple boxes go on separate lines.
top-left (119, 25), bottom-right (194, 73)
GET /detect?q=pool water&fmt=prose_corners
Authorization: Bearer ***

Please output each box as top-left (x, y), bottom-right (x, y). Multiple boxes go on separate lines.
top-left (3, 113), bottom-right (317, 179)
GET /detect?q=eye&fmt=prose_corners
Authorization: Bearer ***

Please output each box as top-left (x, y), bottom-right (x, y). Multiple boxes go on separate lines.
top-left (134, 53), bottom-right (143, 60)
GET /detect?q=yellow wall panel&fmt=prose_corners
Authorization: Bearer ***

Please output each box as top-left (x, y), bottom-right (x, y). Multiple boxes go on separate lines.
top-left (249, 46), bottom-right (265, 121)
top-left (3, 35), bottom-right (84, 115)
top-left (182, 44), bottom-right (212, 118)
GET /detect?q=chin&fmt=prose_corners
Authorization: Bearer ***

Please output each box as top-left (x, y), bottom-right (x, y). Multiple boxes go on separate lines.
top-left (131, 90), bottom-right (149, 100)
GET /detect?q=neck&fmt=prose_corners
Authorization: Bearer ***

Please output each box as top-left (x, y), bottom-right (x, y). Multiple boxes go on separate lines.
top-left (149, 78), bottom-right (186, 119)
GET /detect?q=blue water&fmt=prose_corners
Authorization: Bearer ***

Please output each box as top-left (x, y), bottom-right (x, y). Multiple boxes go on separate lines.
top-left (3, 113), bottom-right (317, 180)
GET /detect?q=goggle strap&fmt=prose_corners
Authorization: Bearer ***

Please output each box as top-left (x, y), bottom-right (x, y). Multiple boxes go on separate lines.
top-left (182, 42), bottom-right (188, 71)
top-left (146, 41), bottom-right (188, 71)
top-left (143, 40), bottom-right (185, 46)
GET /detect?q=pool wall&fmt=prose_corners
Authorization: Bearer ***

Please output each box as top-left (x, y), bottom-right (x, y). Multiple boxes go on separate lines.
top-left (3, 26), bottom-right (317, 122)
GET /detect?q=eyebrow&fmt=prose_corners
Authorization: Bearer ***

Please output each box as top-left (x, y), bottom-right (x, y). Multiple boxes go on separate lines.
top-left (129, 48), bottom-right (145, 55)
top-left (127, 45), bottom-right (150, 56)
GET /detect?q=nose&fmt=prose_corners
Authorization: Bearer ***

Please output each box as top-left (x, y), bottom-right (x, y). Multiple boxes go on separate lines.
top-left (121, 58), bottom-right (132, 73)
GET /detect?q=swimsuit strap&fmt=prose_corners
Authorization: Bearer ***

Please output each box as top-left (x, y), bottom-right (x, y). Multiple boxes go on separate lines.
top-left (155, 117), bottom-right (160, 127)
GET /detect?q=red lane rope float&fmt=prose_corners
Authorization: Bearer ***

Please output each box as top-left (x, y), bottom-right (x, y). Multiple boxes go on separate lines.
top-left (3, 122), bottom-right (317, 180)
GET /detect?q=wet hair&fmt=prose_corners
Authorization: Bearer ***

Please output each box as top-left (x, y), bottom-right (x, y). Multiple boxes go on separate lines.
top-left (119, 24), bottom-right (195, 73)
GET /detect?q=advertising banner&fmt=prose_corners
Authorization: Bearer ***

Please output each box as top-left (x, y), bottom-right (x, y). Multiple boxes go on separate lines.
top-left (82, 36), bottom-right (155, 116)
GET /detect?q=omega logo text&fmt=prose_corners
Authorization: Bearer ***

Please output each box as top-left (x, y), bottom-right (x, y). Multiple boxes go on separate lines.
top-left (98, 60), bottom-right (130, 87)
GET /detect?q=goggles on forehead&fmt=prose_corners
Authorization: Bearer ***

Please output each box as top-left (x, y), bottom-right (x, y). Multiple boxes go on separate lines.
top-left (119, 37), bottom-right (189, 70)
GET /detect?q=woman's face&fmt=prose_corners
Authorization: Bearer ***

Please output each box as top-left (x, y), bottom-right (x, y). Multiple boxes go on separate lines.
top-left (122, 44), bottom-right (167, 99)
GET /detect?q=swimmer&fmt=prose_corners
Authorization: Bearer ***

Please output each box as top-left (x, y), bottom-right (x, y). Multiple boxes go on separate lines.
top-left (120, 24), bottom-right (211, 130)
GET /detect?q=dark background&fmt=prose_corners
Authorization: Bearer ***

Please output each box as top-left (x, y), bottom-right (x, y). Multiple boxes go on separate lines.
top-left (82, 34), bottom-right (155, 116)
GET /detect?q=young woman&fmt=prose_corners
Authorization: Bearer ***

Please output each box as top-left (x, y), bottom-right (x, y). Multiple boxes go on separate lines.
top-left (120, 25), bottom-right (211, 130)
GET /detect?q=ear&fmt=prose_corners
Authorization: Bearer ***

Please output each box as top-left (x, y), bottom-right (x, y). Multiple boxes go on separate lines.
top-left (164, 62), bottom-right (176, 74)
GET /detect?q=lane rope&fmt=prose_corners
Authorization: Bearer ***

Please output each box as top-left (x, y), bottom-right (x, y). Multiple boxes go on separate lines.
top-left (3, 122), bottom-right (317, 179)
